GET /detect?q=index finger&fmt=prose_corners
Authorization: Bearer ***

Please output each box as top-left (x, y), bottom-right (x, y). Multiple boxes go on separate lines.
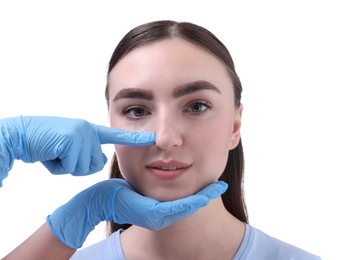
top-left (95, 125), bottom-right (156, 146)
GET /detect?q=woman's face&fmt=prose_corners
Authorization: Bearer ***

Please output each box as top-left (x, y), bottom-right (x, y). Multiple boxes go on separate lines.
top-left (108, 39), bottom-right (242, 201)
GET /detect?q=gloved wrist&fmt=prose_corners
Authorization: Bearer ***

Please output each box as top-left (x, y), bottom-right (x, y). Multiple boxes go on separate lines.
top-left (46, 180), bottom-right (120, 249)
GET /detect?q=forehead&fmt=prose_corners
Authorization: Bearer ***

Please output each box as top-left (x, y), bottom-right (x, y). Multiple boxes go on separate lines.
top-left (108, 38), bottom-right (232, 94)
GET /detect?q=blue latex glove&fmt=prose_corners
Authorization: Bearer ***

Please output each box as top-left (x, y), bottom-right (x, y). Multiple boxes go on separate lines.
top-left (47, 179), bottom-right (228, 248)
top-left (0, 116), bottom-right (155, 186)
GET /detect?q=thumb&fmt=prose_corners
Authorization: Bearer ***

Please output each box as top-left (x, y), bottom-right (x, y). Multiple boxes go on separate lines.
top-left (94, 124), bottom-right (156, 146)
top-left (195, 181), bottom-right (228, 199)
top-left (156, 195), bottom-right (209, 217)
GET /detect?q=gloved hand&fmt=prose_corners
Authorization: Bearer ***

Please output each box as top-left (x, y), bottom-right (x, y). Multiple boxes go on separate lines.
top-left (0, 116), bottom-right (155, 186)
top-left (47, 179), bottom-right (228, 248)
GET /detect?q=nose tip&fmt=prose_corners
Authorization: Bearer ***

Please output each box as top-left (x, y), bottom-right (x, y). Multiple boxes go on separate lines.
top-left (154, 124), bottom-right (182, 150)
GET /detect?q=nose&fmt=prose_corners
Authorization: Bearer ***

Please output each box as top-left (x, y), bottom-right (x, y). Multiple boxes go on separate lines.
top-left (154, 114), bottom-right (183, 151)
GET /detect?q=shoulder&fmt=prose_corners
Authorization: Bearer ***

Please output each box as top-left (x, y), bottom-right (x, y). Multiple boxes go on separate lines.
top-left (70, 229), bottom-right (125, 260)
top-left (234, 224), bottom-right (321, 260)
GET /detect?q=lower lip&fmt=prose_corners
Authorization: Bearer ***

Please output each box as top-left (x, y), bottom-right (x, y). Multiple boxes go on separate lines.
top-left (146, 167), bottom-right (189, 180)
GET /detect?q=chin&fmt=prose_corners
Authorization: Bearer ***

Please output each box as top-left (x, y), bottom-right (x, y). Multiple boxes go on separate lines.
top-left (132, 181), bottom-right (208, 202)
top-left (145, 188), bottom-right (194, 202)
top-left (154, 194), bottom-right (185, 202)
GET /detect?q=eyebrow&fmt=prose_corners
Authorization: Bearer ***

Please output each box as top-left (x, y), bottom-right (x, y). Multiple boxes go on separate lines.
top-left (173, 80), bottom-right (221, 98)
top-left (112, 88), bottom-right (153, 102)
top-left (112, 80), bottom-right (221, 102)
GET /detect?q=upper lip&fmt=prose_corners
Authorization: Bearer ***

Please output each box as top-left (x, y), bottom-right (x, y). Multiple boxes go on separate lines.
top-left (146, 160), bottom-right (191, 170)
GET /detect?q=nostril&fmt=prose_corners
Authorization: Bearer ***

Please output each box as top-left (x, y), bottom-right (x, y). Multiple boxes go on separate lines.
top-left (154, 131), bottom-right (182, 150)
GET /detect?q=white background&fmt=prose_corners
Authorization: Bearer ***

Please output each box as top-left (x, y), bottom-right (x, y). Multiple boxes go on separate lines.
top-left (0, 1), bottom-right (338, 259)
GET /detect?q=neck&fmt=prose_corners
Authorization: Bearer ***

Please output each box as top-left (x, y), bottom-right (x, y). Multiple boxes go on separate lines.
top-left (121, 197), bottom-right (246, 260)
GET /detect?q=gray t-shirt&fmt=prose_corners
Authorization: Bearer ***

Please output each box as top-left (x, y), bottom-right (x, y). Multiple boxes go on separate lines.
top-left (71, 224), bottom-right (321, 259)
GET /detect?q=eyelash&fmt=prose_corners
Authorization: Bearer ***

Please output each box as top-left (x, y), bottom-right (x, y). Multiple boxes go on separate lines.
top-left (122, 105), bottom-right (149, 120)
top-left (122, 100), bottom-right (212, 120)
top-left (185, 100), bottom-right (212, 114)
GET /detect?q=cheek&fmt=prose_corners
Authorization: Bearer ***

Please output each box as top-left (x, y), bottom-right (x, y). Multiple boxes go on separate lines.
top-left (114, 145), bottom-right (141, 181)
top-left (194, 121), bottom-right (233, 179)
top-left (114, 146), bottom-right (158, 198)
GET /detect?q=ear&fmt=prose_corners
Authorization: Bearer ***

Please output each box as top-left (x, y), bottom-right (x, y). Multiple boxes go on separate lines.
top-left (229, 104), bottom-right (243, 150)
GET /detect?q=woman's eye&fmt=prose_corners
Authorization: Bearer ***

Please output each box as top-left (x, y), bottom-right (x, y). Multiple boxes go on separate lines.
top-left (186, 101), bottom-right (211, 114)
top-left (123, 106), bottom-right (149, 119)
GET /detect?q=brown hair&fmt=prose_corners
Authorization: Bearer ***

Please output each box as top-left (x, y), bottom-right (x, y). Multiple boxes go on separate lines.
top-left (105, 20), bottom-right (247, 234)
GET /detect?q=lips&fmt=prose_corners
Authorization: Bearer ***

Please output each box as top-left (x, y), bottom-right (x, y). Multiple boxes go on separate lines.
top-left (146, 160), bottom-right (191, 180)
top-left (154, 166), bottom-right (178, 171)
